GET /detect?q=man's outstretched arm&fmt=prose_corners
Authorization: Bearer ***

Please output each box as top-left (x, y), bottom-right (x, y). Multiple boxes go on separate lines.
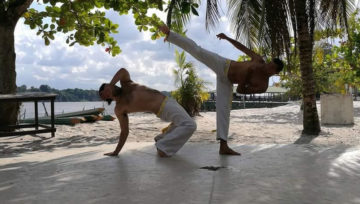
top-left (216, 33), bottom-right (261, 60)
top-left (110, 68), bottom-right (132, 86)
top-left (104, 111), bottom-right (129, 156)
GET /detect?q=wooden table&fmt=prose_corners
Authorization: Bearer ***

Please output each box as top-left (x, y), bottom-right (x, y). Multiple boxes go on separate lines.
top-left (0, 92), bottom-right (57, 137)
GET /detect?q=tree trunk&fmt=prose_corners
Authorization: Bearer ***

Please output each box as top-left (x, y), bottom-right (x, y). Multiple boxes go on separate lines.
top-left (295, 1), bottom-right (321, 135)
top-left (0, 19), bottom-right (19, 130)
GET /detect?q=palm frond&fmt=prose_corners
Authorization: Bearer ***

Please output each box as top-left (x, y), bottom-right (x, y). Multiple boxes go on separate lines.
top-left (227, 0), bottom-right (292, 58)
top-left (318, 0), bottom-right (356, 36)
top-left (205, 0), bottom-right (221, 30)
top-left (227, 0), bottom-right (263, 49)
top-left (166, 0), bottom-right (195, 31)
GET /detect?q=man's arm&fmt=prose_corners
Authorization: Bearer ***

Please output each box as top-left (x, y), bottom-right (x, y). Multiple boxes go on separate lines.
top-left (216, 33), bottom-right (262, 60)
top-left (104, 111), bottom-right (129, 156)
top-left (110, 68), bottom-right (132, 86)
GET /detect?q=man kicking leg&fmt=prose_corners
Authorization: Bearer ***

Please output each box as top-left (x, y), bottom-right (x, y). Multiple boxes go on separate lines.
top-left (158, 25), bottom-right (283, 155)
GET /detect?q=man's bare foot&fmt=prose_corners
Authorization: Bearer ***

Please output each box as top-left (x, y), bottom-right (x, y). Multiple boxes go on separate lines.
top-left (158, 24), bottom-right (170, 41)
top-left (157, 148), bottom-right (170, 157)
top-left (219, 140), bottom-right (241, 155)
top-left (158, 25), bottom-right (170, 35)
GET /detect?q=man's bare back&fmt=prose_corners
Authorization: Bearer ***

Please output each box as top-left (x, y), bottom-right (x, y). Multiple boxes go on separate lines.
top-left (99, 68), bottom-right (170, 157)
top-left (113, 82), bottom-right (166, 115)
top-left (228, 59), bottom-right (270, 94)
top-left (215, 33), bottom-right (280, 94)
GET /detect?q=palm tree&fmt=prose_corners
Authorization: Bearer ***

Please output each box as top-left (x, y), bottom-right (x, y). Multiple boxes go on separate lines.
top-left (166, 0), bottom-right (356, 135)
top-left (171, 50), bottom-right (209, 117)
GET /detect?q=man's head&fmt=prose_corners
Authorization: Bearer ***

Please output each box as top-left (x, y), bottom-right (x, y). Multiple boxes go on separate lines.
top-left (99, 83), bottom-right (113, 105)
top-left (272, 58), bottom-right (284, 74)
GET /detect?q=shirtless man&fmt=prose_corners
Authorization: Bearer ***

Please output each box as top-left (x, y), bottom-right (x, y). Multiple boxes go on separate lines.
top-left (159, 25), bottom-right (283, 156)
top-left (99, 68), bottom-right (196, 157)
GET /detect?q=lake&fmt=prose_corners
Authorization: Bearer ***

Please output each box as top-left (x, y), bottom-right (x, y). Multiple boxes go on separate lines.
top-left (20, 101), bottom-right (115, 119)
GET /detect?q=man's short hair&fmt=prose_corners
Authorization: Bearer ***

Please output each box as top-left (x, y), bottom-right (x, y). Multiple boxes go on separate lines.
top-left (99, 83), bottom-right (113, 105)
top-left (272, 58), bottom-right (284, 73)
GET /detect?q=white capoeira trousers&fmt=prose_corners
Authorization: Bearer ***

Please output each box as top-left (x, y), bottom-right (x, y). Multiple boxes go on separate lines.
top-left (167, 31), bottom-right (233, 141)
top-left (155, 97), bottom-right (197, 156)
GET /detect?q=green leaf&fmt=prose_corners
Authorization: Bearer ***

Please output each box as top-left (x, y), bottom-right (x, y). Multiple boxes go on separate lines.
top-left (181, 2), bottom-right (191, 14)
top-left (45, 37), bottom-right (50, 46)
top-left (191, 6), bottom-right (198, 16)
top-left (50, 0), bottom-right (56, 6)
top-left (49, 34), bottom-right (55, 40)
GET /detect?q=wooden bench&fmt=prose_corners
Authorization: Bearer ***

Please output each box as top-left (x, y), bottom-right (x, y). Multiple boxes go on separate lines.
top-left (0, 92), bottom-right (57, 137)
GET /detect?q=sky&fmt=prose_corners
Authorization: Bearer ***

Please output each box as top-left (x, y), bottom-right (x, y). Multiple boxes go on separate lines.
top-left (14, 1), bottom-right (280, 92)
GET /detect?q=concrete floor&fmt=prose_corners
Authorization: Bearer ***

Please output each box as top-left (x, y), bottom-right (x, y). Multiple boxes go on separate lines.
top-left (1, 143), bottom-right (360, 204)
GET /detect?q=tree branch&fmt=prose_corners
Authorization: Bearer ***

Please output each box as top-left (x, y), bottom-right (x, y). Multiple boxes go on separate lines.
top-left (0, 0), bottom-right (5, 13)
top-left (9, 0), bottom-right (34, 20)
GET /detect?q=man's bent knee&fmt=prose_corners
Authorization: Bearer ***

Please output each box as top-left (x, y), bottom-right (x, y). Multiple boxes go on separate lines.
top-left (186, 119), bottom-right (197, 134)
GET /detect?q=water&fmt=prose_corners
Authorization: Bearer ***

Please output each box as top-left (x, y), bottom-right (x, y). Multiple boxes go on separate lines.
top-left (20, 101), bottom-right (116, 119)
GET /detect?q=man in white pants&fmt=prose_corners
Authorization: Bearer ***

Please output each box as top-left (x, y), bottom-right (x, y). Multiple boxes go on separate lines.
top-left (159, 25), bottom-right (283, 155)
top-left (99, 68), bottom-right (196, 157)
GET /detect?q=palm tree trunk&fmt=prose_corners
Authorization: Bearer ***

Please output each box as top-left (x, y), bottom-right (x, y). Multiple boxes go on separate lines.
top-left (295, 1), bottom-right (320, 135)
top-left (0, 18), bottom-right (19, 130)
top-left (166, 0), bottom-right (176, 28)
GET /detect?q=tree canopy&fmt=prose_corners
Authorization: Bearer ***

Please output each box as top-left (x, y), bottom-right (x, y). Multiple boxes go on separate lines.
top-left (8, 0), bottom-right (165, 56)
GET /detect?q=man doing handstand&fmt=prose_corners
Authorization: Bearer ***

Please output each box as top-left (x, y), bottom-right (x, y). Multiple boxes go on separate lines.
top-left (159, 25), bottom-right (283, 156)
top-left (99, 68), bottom-right (196, 157)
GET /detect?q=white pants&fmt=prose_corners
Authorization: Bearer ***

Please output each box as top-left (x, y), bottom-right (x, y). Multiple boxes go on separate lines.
top-left (167, 32), bottom-right (233, 141)
top-left (155, 97), bottom-right (197, 156)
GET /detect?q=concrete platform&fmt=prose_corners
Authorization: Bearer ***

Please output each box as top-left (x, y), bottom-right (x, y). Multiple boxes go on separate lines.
top-left (1, 143), bottom-right (360, 204)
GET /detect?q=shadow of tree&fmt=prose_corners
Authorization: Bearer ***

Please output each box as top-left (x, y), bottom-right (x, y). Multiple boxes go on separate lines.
top-left (0, 134), bottom-right (119, 157)
top-left (294, 134), bottom-right (318, 144)
top-left (231, 112), bottom-right (302, 125)
top-left (1, 144), bottom-right (359, 204)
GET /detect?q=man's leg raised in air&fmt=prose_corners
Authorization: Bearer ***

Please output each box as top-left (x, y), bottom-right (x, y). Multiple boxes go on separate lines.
top-left (166, 31), bottom-right (228, 76)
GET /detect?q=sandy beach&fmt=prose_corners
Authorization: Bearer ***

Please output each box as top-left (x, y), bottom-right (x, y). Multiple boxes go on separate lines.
top-left (1, 101), bottom-right (359, 155)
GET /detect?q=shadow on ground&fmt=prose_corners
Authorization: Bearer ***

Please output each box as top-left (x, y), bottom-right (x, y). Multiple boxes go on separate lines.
top-left (231, 111), bottom-right (302, 125)
top-left (0, 134), bottom-right (119, 157)
top-left (0, 143), bottom-right (359, 204)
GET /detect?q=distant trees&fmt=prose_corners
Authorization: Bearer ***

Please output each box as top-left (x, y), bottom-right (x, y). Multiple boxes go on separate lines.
top-left (17, 85), bottom-right (100, 102)
top-left (281, 9), bottom-right (360, 100)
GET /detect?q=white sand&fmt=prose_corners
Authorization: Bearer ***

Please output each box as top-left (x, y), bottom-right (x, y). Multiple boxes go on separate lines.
top-left (1, 101), bottom-right (359, 155)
